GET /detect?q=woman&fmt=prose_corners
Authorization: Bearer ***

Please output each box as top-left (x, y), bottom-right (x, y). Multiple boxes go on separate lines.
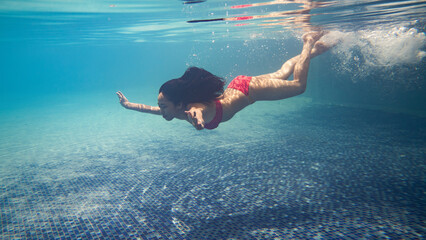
top-left (117, 32), bottom-right (329, 130)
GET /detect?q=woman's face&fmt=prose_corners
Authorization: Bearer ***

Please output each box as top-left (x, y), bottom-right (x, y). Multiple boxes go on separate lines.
top-left (157, 92), bottom-right (182, 121)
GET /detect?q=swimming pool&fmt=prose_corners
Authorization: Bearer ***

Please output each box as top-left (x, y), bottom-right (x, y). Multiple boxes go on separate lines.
top-left (1, 0), bottom-right (425, 239)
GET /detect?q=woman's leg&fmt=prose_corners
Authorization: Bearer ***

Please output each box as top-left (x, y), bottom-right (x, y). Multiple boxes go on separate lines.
top-left (249, 32), bottom-right (324, 102)
top-left (257, 40), bottom-right (329, 81)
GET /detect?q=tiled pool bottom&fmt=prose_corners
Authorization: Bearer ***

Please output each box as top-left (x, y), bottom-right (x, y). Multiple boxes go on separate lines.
top-left (1, 105), bottom-right (425, 239)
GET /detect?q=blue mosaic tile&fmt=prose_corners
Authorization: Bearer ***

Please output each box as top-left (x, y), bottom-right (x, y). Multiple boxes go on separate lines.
top-left (1, 105), bottom-right (425, 239)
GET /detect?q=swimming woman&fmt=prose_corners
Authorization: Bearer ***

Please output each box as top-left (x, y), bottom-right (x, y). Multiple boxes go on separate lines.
top-left (117, 31), bottom-right (330, 130)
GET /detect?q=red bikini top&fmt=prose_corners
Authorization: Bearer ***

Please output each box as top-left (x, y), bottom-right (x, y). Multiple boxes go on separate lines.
top-left (204, 100), bottom-right (223, 130)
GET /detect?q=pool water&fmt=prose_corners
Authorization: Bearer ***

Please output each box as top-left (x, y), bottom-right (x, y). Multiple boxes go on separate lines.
top-left (1, 0), bottom-right (425, 239)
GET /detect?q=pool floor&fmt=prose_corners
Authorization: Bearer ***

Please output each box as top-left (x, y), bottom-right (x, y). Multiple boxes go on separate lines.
top-left (0, 97), bottom-right (425, 239)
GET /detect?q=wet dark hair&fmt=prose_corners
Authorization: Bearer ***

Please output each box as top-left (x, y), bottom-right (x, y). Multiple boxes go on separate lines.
top-left (159, 67), bottom-right (225, 106)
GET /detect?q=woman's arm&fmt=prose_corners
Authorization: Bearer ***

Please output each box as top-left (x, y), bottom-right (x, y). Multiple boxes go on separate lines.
top-left (116, 91), bottom-right (161, 115)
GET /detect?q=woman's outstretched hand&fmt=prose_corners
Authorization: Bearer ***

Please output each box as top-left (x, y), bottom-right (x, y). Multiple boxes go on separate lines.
top-left (185, 108), bottom-right (205, 130)
top-left (116, 91), bottom-right (130, 109)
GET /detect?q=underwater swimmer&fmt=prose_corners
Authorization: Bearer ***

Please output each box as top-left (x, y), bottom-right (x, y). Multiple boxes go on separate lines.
top-left (117, 32), bottom-right (332, 130)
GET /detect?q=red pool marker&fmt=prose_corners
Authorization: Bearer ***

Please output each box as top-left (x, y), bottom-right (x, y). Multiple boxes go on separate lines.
top-left (231, 4), bottom-right (253, 9)
top-left (235, 16), bottom-right (254, 21)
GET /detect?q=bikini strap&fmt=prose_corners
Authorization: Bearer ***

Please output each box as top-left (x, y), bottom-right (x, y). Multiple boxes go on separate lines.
top-left (204, 100), bottom-right (222, 130)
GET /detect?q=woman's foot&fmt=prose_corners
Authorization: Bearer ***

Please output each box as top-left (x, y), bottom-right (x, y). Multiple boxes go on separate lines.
top-left (310, 31), bottom-right (344, 57)
top-left (303, 31), bottom-right (325, 44)
top-left (311, 41), bottom-right (329, 57)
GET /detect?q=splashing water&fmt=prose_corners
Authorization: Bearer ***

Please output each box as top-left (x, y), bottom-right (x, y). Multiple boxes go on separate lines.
top-left (323, 23), bottom-right (425, 82)
top-left (330, 25), bottom-right (425, 67)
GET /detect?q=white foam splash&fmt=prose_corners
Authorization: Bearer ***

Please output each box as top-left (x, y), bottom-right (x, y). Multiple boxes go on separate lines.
top-left (330, 25), bottom-right (426, 67)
